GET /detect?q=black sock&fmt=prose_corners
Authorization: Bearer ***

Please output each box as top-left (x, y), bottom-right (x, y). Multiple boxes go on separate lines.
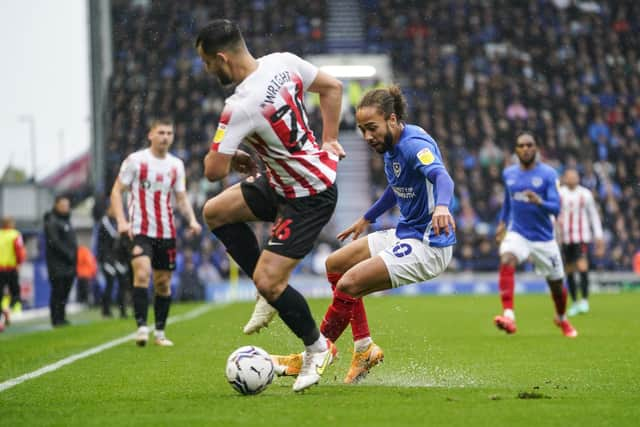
top-left (133, 287), bottom-right (149, 327)
top-left (212, 223), bottom-right (261, 277)
top-left (566, 273), bottom-right (577, 302)
top-left (269, 285), bottom-right (320, 346)
top-left (579, 271), bottom-right (589, 299)
top-left (154, 295), bottom-right (171, 331)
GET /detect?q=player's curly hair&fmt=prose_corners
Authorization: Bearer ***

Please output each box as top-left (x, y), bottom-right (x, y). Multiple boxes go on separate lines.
top-left (357, 85), bottom-right (407, 121)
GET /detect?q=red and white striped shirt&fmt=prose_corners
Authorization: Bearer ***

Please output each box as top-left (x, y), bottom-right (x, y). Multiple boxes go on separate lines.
top-left (118, 148), bottom-right (186, 239)
top-left (558, 185), bottom-right (603, 244)
top-left (210, 52), bottom-right (338, 199)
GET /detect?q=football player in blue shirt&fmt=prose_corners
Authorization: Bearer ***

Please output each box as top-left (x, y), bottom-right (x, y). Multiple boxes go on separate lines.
top-left (272, 86), bottom-right (456, 383)
top-left (493, 132), bottom-right (577, 337)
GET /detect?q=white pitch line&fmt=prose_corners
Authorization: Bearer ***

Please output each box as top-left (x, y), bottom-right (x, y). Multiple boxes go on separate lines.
top-left (0, 303), bottom-right (217, 393)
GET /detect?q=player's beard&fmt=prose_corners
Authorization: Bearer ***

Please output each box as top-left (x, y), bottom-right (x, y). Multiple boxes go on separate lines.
top-left (382, 125), bottom-right (394, 153)
top-left (216, 69), bottom-right (233, 86)
top-left (518, 151), bottom-right (536, 167)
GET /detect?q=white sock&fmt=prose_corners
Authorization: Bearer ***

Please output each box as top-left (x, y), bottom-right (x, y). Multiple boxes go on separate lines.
top-left (306, 333), bottom-right (328, 353)
top-left (354, 337), bottom-right (373, 353)
top-left (557, 314), bottom-right (567, 322)
top-left (503, 309), bottom-right (515, 320)
top-left (154, 329), bottom-right (165, 339)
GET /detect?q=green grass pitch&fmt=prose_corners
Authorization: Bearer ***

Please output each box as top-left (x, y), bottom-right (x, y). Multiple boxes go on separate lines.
top-left (1, 293), bottom-right (638, 426)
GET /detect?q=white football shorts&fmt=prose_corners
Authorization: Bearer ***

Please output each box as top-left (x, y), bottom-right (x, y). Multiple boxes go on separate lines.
top-left (367, 229), bottom-right (453, 288)
top-left (499, 231), bottom-right (565, 280)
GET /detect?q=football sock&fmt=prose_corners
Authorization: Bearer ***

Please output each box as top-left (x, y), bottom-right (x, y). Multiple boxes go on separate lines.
top-left (211, 223), bottom-right (261, 277)
top-left (269, 285), bottom-right (320, 346)
top-left (567, 273), bottom-right (578, 301)
top-left (306, 334), bottom-right (329, 353)
top-left (354, 337), bottom-right (373, 352)
top-left (503, 308), bottom-right (515, 320)
top-left (351, 298), bottom-right (371, 341)
top-left (551, 285), bottom-right (568, 318)
top-left (320, 273), bottom-right (356, 342)
top-left (579, 271), bottom-right (589, 299)
top-left (154, 295), bottom-right (171, 331)
top-left (133, 287), bottom-right (148, 327)
top-left (498, 264), bottom-right (515, 310)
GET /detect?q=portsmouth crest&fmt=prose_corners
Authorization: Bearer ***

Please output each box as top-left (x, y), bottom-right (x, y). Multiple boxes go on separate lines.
top-left (393, 161), bottom-right (401, 177)
top-left (531, 177), bottom-right (543, 188)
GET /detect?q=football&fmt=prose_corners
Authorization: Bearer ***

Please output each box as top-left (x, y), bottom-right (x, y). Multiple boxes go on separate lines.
top-left (225, 345), bottom-right (275, 395)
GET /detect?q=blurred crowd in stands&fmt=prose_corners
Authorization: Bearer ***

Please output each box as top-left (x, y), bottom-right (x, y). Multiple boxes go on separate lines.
top-left (103, 0), bottom-right (639, 296)
top-left (362, 0), bottom-right (640, 272)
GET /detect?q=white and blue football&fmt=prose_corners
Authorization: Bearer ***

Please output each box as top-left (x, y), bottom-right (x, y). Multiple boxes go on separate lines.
top-left (225, 345), bottom-right (274, 395)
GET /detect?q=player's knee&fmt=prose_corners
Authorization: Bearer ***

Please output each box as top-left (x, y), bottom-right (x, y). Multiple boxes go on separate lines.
top-left (154, 281), bottom-right (171, 297)
top-left (253, 269), bottom-right (280, 301)
top-left (325, 252), bottom-right (344, 275)
top-left (336, 273), bottom-right (360, 298)
top-left (202, 198), bottom-right (227, 230)
top-left (576, 259), bottom-right (588, 272)
top-left (500, 253), bottom-right (517, 267)
top-left (133, 272), bottom-right (150, 287)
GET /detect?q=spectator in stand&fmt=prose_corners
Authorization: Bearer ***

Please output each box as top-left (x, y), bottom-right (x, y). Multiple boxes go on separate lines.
top-left (106, 0), bottom-right (640, 273)
top-left (177, 256), bottom-right (205, 301)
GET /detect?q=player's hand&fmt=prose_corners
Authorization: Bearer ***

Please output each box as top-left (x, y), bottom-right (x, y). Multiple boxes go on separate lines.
top-left (495, 222), bottom-right (506, 244)
top-left (432, 205), bottom-right (456, 236)
top-left (322, 140), bottom-right (346, 160)
top-left (117, 220), bottom-right (133, 240)
top-left (523, 190), bottom-right (542, 204)
top-left (337, 217), bottom-right (370, 241)
top-left (187, 219), bottom-right (203, 237)
top-left (231, 150), bottom-right (258, 176)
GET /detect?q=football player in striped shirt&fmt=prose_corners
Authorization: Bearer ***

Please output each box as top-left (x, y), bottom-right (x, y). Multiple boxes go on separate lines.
top-left (110, 118), bottom-right (202, 347)
top-left (196, 19), bottom-right (345, 392)
top-left (558, 168), bottom-right (604, 316)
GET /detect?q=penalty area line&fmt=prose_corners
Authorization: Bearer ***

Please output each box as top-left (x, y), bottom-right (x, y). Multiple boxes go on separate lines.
top-left (0, 303), bottom-right (218, 393)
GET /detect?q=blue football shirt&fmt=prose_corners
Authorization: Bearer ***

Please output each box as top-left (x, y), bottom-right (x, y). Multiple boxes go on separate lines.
top-left (383, 124), bottom-right (456, 247)
top-left (500, 162), bottom-right (561, 242)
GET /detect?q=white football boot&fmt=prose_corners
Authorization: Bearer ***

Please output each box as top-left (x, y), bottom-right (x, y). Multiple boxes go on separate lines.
top-left (135, 326), bottom-right (149, 347)
top-left (243, 295), bottom-right (277, 334)
top-left (292, 340), bottom-right (337, 392)
top-left (154, 330), bottom-right (174, 347)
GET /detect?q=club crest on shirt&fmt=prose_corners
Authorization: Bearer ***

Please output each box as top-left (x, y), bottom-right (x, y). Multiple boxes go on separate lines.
top-left (393, 161), bottom-right (402, 177)
top-left (531, 177), bottom-right (543, 188)
top-left (417, 148), bottom-right (435, 165)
